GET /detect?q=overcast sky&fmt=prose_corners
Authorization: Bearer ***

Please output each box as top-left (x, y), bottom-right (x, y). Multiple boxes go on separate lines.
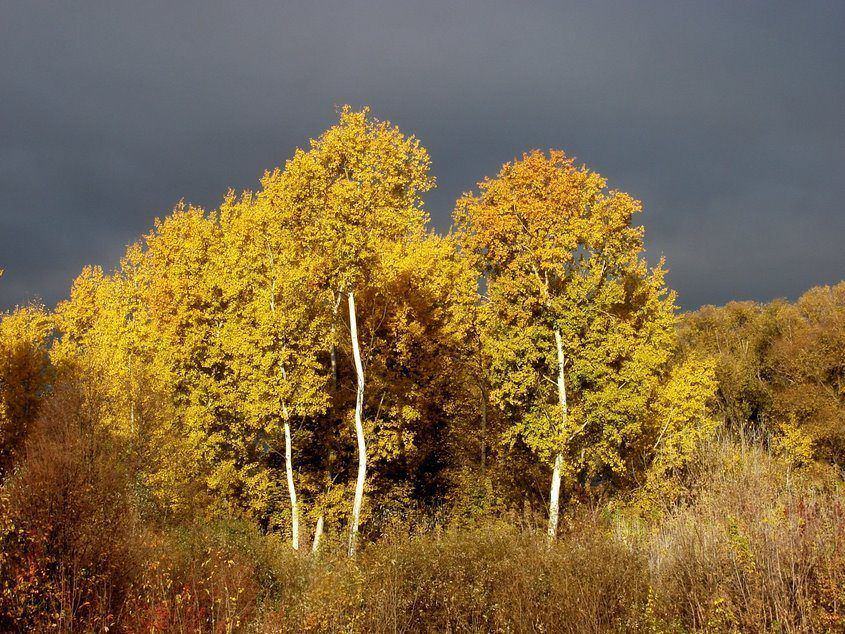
top-left (1, 1), bottom-right (843, 311)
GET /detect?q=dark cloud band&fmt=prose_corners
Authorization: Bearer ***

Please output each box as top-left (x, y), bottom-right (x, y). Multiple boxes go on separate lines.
top-left (1, 0), bottom-right (843, 310)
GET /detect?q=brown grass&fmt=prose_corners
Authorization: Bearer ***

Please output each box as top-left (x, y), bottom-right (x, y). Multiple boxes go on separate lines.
top-left (1, 389), bottom-right (843, 634)
top-left (646, 438), bottom-right (845, 632)
top-left (256, 519), bottom-right (649, 633)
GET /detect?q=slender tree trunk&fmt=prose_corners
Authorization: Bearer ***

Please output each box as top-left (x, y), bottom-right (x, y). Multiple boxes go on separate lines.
top-left (547, 453), bottom-right (564, 540)
top-left (548, 328), bottom-right (568, 541)
top-left (283, 416), bottom-right (299, 550)
top-left (272, 263), bottom-right (298, 551)
top-left (347, 291), bottom-right (367, 556)
top-left (312, 515), bottom-right (324, 554)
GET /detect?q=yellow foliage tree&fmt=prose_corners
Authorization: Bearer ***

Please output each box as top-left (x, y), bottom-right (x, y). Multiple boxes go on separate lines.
top-left (681, 282), bottom-right (845, 466)
top-left (262, 106), bottom-right (435, 554)
top-left (216, 190), bottom-right (333, 548)
top-left (456, 150), bottom-right (716, 537)
top-left (0, 298), bottom-right (52, 474)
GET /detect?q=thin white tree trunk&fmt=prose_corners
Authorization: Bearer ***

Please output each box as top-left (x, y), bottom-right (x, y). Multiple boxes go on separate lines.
top-left (283, 416), bottom-right (299, 550)
top-left (548, 453), bottom-right (564, 540)
top-left (272, 265), bottom-right (299, 551)
top-left (548, 328), bottom-right (568, 541)
top-left (279, 364), bottom-right (300, 551)
top-left (272, 259), bottom-right (304, 562)
top-left (312, 515), bottom-right (324, 554)
top-left (347, 291), bottom-right (367, 556)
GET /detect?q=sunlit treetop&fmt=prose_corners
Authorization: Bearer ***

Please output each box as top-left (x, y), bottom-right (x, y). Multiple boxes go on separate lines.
top-left (455, 150), bottom-right (644, 282)
top-left (259, 106), bottom-right (435, 290)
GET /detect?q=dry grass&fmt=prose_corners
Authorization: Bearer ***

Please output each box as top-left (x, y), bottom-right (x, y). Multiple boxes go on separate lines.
top-left (646, 438), bottom-right (845, 632)
top-left (257, 519), bottom-right (649, 633)
top-left (2, 394), bottom-right (843, 634)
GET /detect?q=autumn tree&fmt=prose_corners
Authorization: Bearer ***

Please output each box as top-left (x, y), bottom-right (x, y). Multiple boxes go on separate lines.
top-left (679, 300), bottom-right (780, 436)
top-left (52, 258), bottom-right (187, 519)
top-left (768, 283), bottom-right (845, 464)
top-left (53, 199), bottom-right (329, 536)
top-left (456, 150), bottom-right (713, 537)
top-left (216, 190), bottom-right (333, 548)
top-left (0, 298), bottom-right (52, 475)
top-left (119, 205), bottom-right (251, 519)
top-left (261, 106), bottom-right (435, 554)
top-left (681, 282), bottom-right (845, 466)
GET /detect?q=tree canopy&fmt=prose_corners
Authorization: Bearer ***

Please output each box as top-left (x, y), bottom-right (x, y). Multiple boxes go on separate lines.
top-left (10, 108), bottom-right (719, 546)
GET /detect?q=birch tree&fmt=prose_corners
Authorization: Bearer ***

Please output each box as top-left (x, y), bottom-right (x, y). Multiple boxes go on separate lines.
top-left (52, 255), bottom-right (184, 518)
top-left (456, 150), bottom-right (678, 538)
top-left (218, 191), bottom-right (332, 548)
top-left (262, 106), bottom-right (433, 554)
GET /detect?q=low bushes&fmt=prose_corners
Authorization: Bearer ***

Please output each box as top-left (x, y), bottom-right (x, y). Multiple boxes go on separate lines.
top-left (647, 439), bottom-right (845, 631)
top-left (1, 396), bottom-right (843, 633)
top-left (0, 378), bottom-right (138, 631)
top-left (259, 520), bottom-right (649, 633)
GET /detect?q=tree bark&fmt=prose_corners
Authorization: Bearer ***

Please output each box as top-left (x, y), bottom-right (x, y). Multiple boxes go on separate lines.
top-left (347, 291), bottom-right (367, 556)
top-left (547, 452), bottom-right (564, 541)
top-left (277, 348), bottom-right (299, 549)
top-left (548, 328), bottom-right (568, 541)
top-left (283, 417), bottom-right (299, 550)
top-left (269, 268), bottom-right (300, 552)
top-left (312, 515), bottom-right (324, 554)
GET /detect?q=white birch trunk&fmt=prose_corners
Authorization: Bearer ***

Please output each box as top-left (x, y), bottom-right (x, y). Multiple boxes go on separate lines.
top-left (271, 267), bottom-right (299, 552)
top-left (547, 453), bottom-right (564, 541)
top-left (312, 515), bottom-right (324, 554)
top-left (547, 328), bottom-right (568, 541)
top-left (283, 417), bottom-right (299, 550)
top-left (280, 365), bottom-right (299, 551)
top-left (347, 291), bottom-right (367, 556)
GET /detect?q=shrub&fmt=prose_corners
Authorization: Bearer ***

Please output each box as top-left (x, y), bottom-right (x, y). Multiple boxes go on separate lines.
top-left (127, 521), bottom-right (308, 632)
top-left (0, 376), bottom-right (139, 631)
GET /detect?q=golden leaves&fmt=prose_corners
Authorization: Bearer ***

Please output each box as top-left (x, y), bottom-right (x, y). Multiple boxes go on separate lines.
top-left (458, 149), bottom-right (714, 484)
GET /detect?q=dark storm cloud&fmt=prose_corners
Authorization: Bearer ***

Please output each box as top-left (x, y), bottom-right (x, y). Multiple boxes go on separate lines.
top-left (1, 0), bottom-right (843, 310)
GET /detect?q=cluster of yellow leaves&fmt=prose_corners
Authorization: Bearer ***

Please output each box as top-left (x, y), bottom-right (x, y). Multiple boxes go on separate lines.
top-left (645, 353), bottom-right (719, 493)
top-left (261, 105), bottom-right (434, 292)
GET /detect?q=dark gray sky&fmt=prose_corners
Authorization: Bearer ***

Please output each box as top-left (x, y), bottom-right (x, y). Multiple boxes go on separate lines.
top-left (1, 1), bottom-right (843, 311)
